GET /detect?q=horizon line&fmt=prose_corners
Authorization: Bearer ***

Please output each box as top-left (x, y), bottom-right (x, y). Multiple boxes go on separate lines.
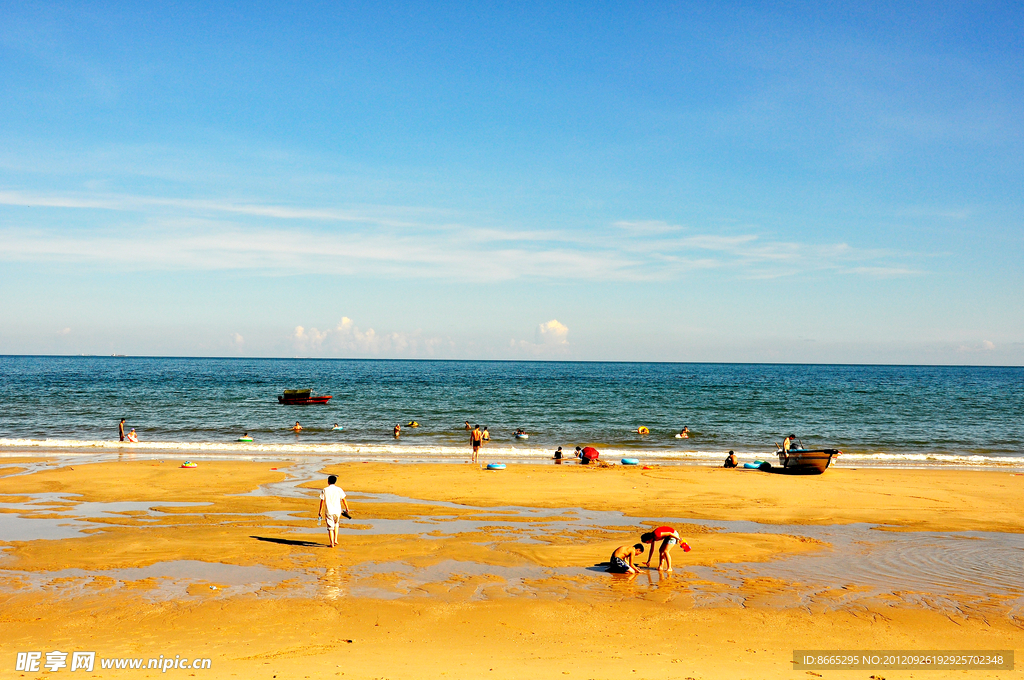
top-left (1, 354), bottom-right (1021, 369)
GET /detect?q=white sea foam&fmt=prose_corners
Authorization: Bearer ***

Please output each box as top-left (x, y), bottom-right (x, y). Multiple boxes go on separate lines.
top-left (2, 438), bottom-right (1022, 468)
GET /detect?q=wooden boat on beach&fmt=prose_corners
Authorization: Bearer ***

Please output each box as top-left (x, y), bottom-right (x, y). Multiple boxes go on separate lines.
top-left (277, 389), bottom-right (332, 405)
top-left (775, 444), bottom-right (840, 474)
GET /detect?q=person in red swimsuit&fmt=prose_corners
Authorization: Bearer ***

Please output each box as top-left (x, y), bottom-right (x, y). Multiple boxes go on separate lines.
top-left (639, 526), bottom-right (690, 572)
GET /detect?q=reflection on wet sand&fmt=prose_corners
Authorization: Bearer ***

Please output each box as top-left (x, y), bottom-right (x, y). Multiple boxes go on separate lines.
top-left (4, 484), bottom-right (1022, 618)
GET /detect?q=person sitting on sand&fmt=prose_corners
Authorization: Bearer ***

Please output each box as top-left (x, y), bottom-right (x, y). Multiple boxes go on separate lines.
top-left (554, 446), bottom-right (563, 460)
top-left (292, 421), bottom-right (302, 432)
top-left (126, 428), bottom-right (138, 443)
top-left (723, 450), bottom-right (737, 468)
top-left (608, 543), bottom-right (645, 574)
top-left (640, 526), bottom-right (690, 572)
top-left (317, 474), bottom-right (351, 548)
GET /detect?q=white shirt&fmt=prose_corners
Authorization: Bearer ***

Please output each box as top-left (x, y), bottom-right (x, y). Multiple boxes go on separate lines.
top-left (320, 485), bottom-right (346, 516)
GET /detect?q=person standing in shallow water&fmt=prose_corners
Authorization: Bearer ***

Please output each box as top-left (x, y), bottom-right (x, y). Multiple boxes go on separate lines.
top-left (118, 418), bottom-right (126, 442)
top-left (640, 526), bottom-right (690, 572)
top-left (470, 424), bottom-right (483, 463)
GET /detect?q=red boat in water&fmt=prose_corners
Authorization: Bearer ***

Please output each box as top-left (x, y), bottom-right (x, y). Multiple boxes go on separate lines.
top-left (278, 389), bottom-right (332, 405)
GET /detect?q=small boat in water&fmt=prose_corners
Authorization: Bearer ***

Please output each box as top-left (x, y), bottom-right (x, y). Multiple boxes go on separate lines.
top-left (277, 389), bottom-right (332, 405)
top-left (775, 443), bottom-right (840, 474)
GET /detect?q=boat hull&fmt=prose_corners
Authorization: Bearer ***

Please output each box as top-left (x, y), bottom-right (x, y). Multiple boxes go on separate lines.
top-left (278, 395), bottom-right (332, 405)
top-left (776, 449), bottom-right (840, 474)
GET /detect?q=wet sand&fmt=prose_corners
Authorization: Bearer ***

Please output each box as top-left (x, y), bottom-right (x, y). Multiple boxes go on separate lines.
top-left (1, 458), bottom-right (1021, 679)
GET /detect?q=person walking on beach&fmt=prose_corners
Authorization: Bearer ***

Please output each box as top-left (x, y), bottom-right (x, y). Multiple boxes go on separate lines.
top-left (470, 424), bottom-right (483, 463)
top-left (640, 526), bottom-right (690, 572)
top-left (316, 475), bottom-right (351, 548)
top-left (119, 418), bottom-right (126, 442)
top-left (608, 543), bottom-right (645, 574)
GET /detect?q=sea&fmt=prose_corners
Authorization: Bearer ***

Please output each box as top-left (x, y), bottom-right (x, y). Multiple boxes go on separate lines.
top-left (1, 356), bottom-right (1022, 468)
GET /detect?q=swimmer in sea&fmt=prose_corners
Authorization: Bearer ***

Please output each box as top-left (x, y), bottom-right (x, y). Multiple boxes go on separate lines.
top-left (394, 423), bottom-right (401, 438)
top-left (292, 421), bottom-right (302, 433)
top-left (126, 428), bottom-right (138, 443)
top-left (482, 426), bottom-right (490, 442)
top-left (679, 426), bottom-right (689, 438)
top-left (465, 421), bottom-right (471, 430)
top-left (608, 543), bottom-right (645, 574)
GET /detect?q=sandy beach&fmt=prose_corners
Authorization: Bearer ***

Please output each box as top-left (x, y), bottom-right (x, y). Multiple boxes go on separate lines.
top-left (1, 456), bottom-right (1021, 679)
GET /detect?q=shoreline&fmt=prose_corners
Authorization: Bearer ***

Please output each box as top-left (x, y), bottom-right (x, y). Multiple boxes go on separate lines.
top-left (3, 439), bottom-right (1024, 471)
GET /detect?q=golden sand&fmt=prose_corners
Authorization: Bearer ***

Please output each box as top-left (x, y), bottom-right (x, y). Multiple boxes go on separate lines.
top-left (1, 458), bottom-right (1021, 679)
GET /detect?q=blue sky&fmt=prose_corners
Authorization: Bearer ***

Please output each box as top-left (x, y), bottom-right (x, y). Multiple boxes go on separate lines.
top-left (1, 1), bottom-right (1021, 363)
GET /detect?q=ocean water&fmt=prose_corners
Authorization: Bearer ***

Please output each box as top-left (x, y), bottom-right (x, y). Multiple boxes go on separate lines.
top-left (0, 356), bottom-right (1021, 467)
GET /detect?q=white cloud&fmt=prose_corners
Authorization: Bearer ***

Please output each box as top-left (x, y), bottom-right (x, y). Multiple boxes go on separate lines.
top-left (291, 317), bottom-right (452, 357)
top-left (958, 340), bottom-right (997, 353)
top-left (0, 190), bottom-right (420, 228)
top-left (0, 190), bottom-right (931, 282)
top-left (535, 319), bottom-right (569, 345)
top-left (510, 319), bottom-right (571, 356)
